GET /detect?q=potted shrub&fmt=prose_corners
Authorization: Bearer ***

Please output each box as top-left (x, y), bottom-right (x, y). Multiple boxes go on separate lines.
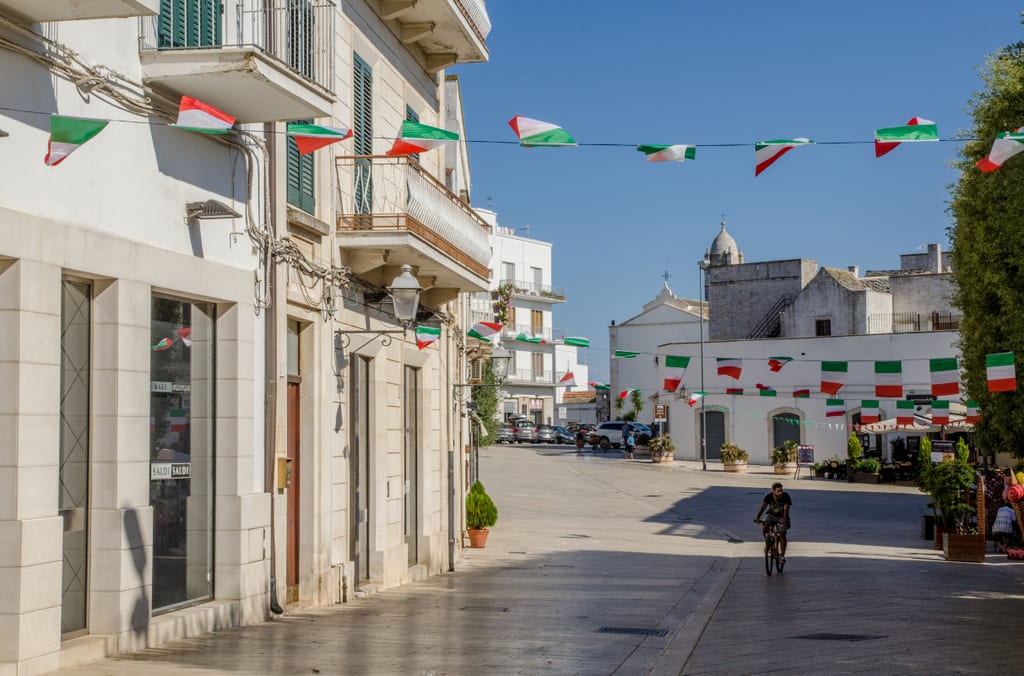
top-left (719, 443), bottom-right (749, 472)
top-left (846, 433), bottom-right (863, 481)
top-left (812, 462), bottom-right (826, 479)
top-left (771, 440), bottom-right (798, 475)
top-left (851, 458), bottom-right (881, 483)
top-left (921, 439), bottom-right (983, 560)
top-left (466, 480), bottom-right (498, 548)
top-left (649, 435), bottom-right (675, 463)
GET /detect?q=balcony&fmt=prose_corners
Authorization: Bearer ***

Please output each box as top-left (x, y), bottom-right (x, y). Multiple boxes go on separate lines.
top-left (378, 0), bottom-right (490, 71)
top-left (866, 310), bottom-right (962, 334)
top-left (502, 324), bottom-right (551, 342)
top-left (497, 279), bottom-right (565, 303)
top-left (506, 369), bottom-right (554, 385)
top-left (336, 155), bottom-right (492, 296)
top-left (0, 0), bottom-right (157, 23)
top-left (139, 1), bottom-right (335, 123)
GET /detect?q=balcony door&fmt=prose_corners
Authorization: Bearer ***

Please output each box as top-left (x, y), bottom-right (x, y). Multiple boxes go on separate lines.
top-left (158, 0), bottom-right (222, 49)
top-left (403, 367), bottom-right (419, 565)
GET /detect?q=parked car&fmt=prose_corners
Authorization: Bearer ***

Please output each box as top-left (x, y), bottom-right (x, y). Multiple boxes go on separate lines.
top-left (536, 425), bottom-right (557, 443)
top-left (588, 421), bottom-right (628, 449)
top-left (553, 426), bottom-right (575, 444)
top-left (494, 424), bottom-right (515, 444)
top-left (513, 422), bottom-right (539, 443)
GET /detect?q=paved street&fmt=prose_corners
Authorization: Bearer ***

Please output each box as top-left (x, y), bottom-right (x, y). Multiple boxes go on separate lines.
top-left (60, 445), bottom-right (1024, 675)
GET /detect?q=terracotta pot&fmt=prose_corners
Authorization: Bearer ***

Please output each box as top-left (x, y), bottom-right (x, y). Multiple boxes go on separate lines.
top-left (723, 461), bottom-right (748, 473)
top-left (467, 528), bottom-right (490, 548)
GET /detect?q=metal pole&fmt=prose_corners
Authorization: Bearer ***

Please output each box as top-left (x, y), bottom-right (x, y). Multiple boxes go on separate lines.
top-left (699, 260), bottom-right (707, 471)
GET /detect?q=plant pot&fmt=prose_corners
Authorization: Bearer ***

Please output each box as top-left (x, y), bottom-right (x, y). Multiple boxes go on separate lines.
top-left (934, 525), bottom-right (955, 551)
top-left (921, 515), bottom-right (935, 540)
top-left (851, 472), bottom-right (879, 484)
top-left (467, 528), bottom-right (490, 548)
top-left (943, 532), bottom-right (985, 562)
top-left (722, 461), bottom-right (748, 473)
top-left (773, 463), bottom-right (797, 475)
top-left (651, 452), bottom-right (674, 464)
top-left (814, 469), bottom-right (826, 478)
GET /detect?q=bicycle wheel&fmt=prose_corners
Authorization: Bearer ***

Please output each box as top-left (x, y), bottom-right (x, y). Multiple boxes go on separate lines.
top-left (775, 541), bottom-right (785, 573)
top-left (764, 535), bottom-right (773, 576)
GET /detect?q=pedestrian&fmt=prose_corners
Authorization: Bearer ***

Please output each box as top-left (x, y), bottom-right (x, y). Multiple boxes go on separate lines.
top-left (993, 502), bottom-right (1019, 552)
top-left (624, 427), bottom-right (635, 459)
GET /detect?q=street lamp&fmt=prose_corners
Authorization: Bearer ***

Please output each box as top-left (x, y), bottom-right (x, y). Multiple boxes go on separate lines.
top-left (698, 256), bottom-right (710, 471)
top-left (489, 344), bottom-right (512, 384)
top-left (335, 264), bottom-right (423, 350)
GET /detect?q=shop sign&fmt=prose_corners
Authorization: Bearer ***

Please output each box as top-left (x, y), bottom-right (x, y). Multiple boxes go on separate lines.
top-left (151, 462), bottom-right (191, 480)
top-left (654, 404), bottom-right (667, 421)
top-left (529, 398), bottom-right (543, 411)
top-left (151, 381), bottom-right (173, 393)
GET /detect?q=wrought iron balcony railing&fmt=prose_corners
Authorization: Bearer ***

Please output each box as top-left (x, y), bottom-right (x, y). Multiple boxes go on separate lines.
top-left (497, 279), bottom-right (566, 302)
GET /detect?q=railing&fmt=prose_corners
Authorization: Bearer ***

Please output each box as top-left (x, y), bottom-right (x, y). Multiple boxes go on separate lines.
top-left (453, 0), bottom-right (492, 42)
top-left (336, 156), bottom-right (492, 279)
top-left (867, 311), bottom-right (961, 334)
top-left (504, 324), bottom-right (552, 342)
top-left (748, 294), bottom-right (792, 339)
top-left (507, 369), bottom-right (554, 384)
top-left (497, 279), bottom-right (565, 301)
top-left (140, 1), bottom-right (335, 93)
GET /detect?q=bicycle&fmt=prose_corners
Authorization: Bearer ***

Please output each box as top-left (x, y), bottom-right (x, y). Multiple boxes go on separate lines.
top-left (759, 519), bottom-right (786, 575)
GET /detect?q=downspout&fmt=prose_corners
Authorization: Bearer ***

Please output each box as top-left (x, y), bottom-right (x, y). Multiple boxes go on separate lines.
top-left (264, 121), bottom-right (283, 615)
top-left (447, 321), bottom-right (456, 572)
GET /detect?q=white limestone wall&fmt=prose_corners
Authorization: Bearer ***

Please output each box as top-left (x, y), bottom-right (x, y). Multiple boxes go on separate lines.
top-left (890, 274), bottom-right (956, 318)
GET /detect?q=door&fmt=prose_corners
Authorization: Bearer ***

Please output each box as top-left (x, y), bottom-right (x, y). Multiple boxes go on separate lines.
top-left (772, 413), bottom-right (801, 449)
top-left (286, 378), bottom-right (300, 604)
top-left (349, 357), bottom-right (371, 582)
top-left (403, 366), bottom-right (419, 565)
top-left (700, 410), bottom-right (725, 460)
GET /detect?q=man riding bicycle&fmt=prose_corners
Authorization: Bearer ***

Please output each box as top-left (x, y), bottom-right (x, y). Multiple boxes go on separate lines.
top-left (754, 481), bottom-right (792, 562)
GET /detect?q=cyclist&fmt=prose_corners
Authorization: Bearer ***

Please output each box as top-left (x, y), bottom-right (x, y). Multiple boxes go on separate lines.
top-left (754, 481), bottom-right (792, 562)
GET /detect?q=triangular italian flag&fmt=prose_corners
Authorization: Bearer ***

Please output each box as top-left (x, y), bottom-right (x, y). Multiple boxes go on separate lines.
top-left (860, 400), bottom-right (880, 424)
top-left (508, 115), bottom-right (577, 147)
top-left (173, 95), bottom-right (235, 134)
top-left (563, 336), bottom-right (589, 347)
top-left (986, 352), bottom-right (1016, 392)
top-left (467, 321), bottom-right (502, 342)
top-left (896, 400), bottom-right (915, 427)
top-left (874, 117), bottom-right (938, 158)
top-left (614, 350), bottom-right (639, 359)
top-left (726, 387), bottom-right (744, 395)
top-left (768, 356), bottom-right (793, 372)
top-left (793, 389), bottom-right (810, 398)
top-left (754, 138), bottom-right (813, 176)
top-left (169, 408), bottom-right (188, 432)
top-left (821, 361), bottom-right (847, 395)
top-left (589, 381), bottom-right (610, 391)
top-left (826, 399), bottom-right (845, 418)
top-left (636, 144), bottom-right (695, 162)
top-left (558, 372), bottom-right (576, 387)
top-left (415, 325), bottom-right (441, 350)
top-left (977, 128), bottom-right (1024, 172)
top-left (618, 389), bottom-right (638, 400)
top-left (287, 123), bottom-right (352, 155)
top-left (176, 327), bottom-right (192, 348)
top-left (717, 358), bottom-right (742, 380)
top-left (44, 115), bottom-right (109, 166)
top-left (386, 120), bottom-right (458, 156)
top-left (874, 360), bottom-right (903, 398)
top-left (151, 337), bottom-right (173, 352)
top-left (966, 400), bottom-right (981, 424)
top-left (759, 387), bottom-right (777, 397)
top-left (929, 357), bottom-right (959, 397)
top-left (662, 355), bottom-right (691, 392)
top-left (931, 400), bottom-right (950, 425)
top-left (688, 391), bottom-right (707, 407)
top-left (515, 332), bottom-right (544, 344)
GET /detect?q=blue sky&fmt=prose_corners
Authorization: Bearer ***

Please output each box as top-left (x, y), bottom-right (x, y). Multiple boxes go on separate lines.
top-left (451, 2), bottom-right (1023, 381)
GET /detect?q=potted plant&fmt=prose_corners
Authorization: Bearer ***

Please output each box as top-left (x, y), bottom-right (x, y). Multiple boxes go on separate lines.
top-left (846, 433), bottom-right (863, 481)
top-left (466, 480), bottom-right (498, 548)
top-left (649, 435), bottom-right (675, 463)
top-left (921, 439), bottom-right (983, 561)
top-left (812, 462), bottom-right (826, 479)
top-left (719, 443), bottom-right (749, 472)
top-left (851, 458), bottom-right (881, 483)
top-left (916, 437), bottom-right (935, 539)
top-left (771, 440), bottom-right (798, 475)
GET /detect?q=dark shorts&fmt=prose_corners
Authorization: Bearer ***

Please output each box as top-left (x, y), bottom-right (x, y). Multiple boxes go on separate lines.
top-left (764, 513), bottom-right (790, 532)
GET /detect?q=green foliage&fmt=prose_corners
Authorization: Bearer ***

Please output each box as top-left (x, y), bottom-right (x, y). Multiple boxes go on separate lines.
top-left (922, 454), bottom-right (976, 531)
top-left (630, 389), bottom-right (644, 419)
top-left (719, 443), bottom-right (749, 463)
top-left (466, 481), bottom-right (498, 530)
top-left (772, 439), bottom-right (798, 465)
top-left (916, 437), bottom-right (934, 488)
top-left (472, 361), bottom-right (499, 445)
top-left (955, 437), bottom-right (970, 463)
top-left (847, 433), bottom-right (863, 461)
top-left (854, 458), bottom-right (881, 473)
top-left (649, 435), bottom-right (675, 460)
top-left (949, 42), bottom-right (1024, 458)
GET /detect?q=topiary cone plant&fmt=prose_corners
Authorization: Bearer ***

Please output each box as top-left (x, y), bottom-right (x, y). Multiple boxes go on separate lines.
top-left (466, 480), bottom-right (498, 548)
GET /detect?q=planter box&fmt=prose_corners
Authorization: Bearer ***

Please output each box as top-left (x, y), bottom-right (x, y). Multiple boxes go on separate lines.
top-left (651, 453), bottom-right (674, 464)
top-left (851, 472), bottom-right (879, 484)
top-left (943, 532), bottom-right (985, 562)
top-left (773, 463), bottom-right (797, 475)
top-left (934, 525), bottom-right (955, 551)
top-left (722, 461), bottom-right (748, 473)
top-left (921, 515), bottom-right (935, 540)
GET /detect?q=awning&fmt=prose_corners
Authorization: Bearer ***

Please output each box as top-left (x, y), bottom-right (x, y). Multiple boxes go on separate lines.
top-left (858, 412), bottom-right (973, 434)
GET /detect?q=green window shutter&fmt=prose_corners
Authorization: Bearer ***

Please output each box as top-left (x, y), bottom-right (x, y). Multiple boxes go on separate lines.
top-left (159, 0), bottom-right (221, 49)
top-left (287, 119), bottom-right (315, 213)
top-left (405, 105), bottom-right (420, 162)
top-left (353, 54), bottom-right (373, 215)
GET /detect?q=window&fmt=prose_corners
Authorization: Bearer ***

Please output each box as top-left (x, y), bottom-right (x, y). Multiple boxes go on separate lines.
top-left (531, 266), bottom-right (542, 291)
top-left (531, 352), bottom-right (543, 380)
top-left (772, 413), bottom-right (801, 448)
top-left (158, 0), bottom-right (222, 49)
top-left (530, 309), bottom-right (543, 336)
top-left (286, 0), bottom-right (315, 79)
top-left (502, 262), bottom-right (515, 285)
top-left (287, 119), bottom-right (315, 213)
top-left (405, 105), bottom-right (420, 162)
top-left (815, 319), bottom-right (832, 336)
top-left (353, 53), bottom-right (373, 215)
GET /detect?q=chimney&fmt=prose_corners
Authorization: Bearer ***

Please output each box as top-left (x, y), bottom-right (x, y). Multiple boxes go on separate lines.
top-left (927, 243), bottom-right (942, 273)
top-left (847, 265), bottom-right (859, 277)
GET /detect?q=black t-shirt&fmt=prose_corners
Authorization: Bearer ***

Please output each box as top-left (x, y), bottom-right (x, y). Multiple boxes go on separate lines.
top-left (763, 491), bottom-right (792, 516)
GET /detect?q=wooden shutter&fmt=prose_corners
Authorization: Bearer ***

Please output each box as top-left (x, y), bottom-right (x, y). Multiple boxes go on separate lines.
top-left (287, 119), bottom-right (315, 213)
top-left (353, 54), bottom-right (373, 215)
top-left (159, 0), bottom-right (221, 49)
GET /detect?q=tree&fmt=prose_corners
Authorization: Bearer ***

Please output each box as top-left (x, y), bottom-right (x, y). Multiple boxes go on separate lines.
top-left (630, 389), bottom-right (644, 421)
top-left (471, 361), bottom-right (499, 445)
top-left (948, 41), bottom-right (1024, 458)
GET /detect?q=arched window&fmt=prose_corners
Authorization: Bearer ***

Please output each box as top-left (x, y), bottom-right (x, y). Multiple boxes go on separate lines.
top-left (772, 412), bottom-right (801, 448)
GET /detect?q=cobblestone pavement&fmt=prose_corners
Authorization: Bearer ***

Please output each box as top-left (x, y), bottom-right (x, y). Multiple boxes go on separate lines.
top-left (57, 447), bottom-right (1024, 675)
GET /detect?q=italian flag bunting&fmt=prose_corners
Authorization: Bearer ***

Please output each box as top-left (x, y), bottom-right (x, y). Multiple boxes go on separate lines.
top-left (931, 400), bottom-right (950, 425)
top-left (508, 115), bottom-right (577, 147)
top-left (287, 123), bottom-right (352, 155)
top-left (44, 115), bottom-right (109, 166)
top-left (662, 355), bottom-right (691, 392)
top-left (169, 409), bottom-right (187, 432)
top-left (688, 391), bottom-right (707, 407)
top-left (768, 356), bottom-right (793, 372)
top-left (860, 400), bottom-right (880, 423)
top-left (986, 352), bottom-right (1016, 392)
top-left (515, 332), bottom-right (544, 344)
top-left (415, 325), bottom-right (440, 350)
top-left (966, 400), bottom-right (981, 424)
top-left (717, 358), bottom-right (742, 380)
top-left (929, 357), bottom-right (960, 397)
top-left (173, 96), bottom-right (235, 134)
top-left (618, 389), bottom-right (638, 400)
top-left (563, 336), bottom-right (589, 347)
top-left (896, 400), bottom-right (915, 427)
top-left (874, 360), bottom-right (903, 398)
top-left (468, 321), bottom-right (502, 342)
top-left (826, 399), bottom-right (845, 417)
top-left (726, 388), bottom-right (743, 395)
top-left (614, 350), bottom-right (639, 359)
top-left (589, 381), bottom-right (610, 391)
top-left (754, 138), bottom-right (813, 176)
top-left (759, 387), bottom-right (777, 397)
top-left (386, 120), bottom-right (458, 156)
top-left (977, 128), bottom-right (1024, 172)
top-left (558, 372), bottom-right (576, 387)
top-left (793, 389), bottom-right (810, 398)
top-left (874, 117), bottom-right (938, 157)
top-left (820, 361), bottom-right (847, 396)
top-left (151, 337), bottom-right (173, 352)
top-left (636, 144), bottom-right (695, 162)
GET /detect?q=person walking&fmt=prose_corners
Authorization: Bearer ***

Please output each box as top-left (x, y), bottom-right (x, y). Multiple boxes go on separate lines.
top-left (624, 427), bottom-right (636, 460)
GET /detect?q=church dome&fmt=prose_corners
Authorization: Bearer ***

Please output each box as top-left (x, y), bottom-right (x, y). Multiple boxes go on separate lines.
top-left (708, 221), bottom-right (742, 266)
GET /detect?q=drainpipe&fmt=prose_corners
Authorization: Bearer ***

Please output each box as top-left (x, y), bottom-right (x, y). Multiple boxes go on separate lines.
top-left (264, 121), bottom-right (283, 615)
top-left (447, 324), bottom-right (456, 572)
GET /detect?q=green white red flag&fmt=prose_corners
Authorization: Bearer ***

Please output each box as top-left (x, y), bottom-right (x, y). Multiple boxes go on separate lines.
top-left (468, 321), bottom-right (502, 342)
top-left (929, 357), bottom-right (960, 397)
top-left (614, 350), bottom-right (639, 359)
top-left (151, 337), bottom-right (172, 352)
top-left (874, 360), bottom-right (903, 398)
top-left (860, 400), bottom-right (880, 423)
top-left (563, 337), bottom-right (589, 347)
top-left (173, 96), bottom-right (235, 134)
top-left (636, 144), bottom-right (695, 162)
top-left (170, 409), bottom-right (187, 432)
top-left (688, 391), bottom-right (707, 407)
top-left (931, 400), bottom-right (950, 425)
top-left (759, 387), bottom-right (777, 397)
top-left (821, 361), bottom-right (847, 395)
top-left (874, 117), bottom-right (938, 157)
top-left (415, 325), bottom-right (440, 350)
top-left (717, 358), bottom-right (742, 380)
top-left (45, 115), bottom-right (109, 166)
top-left (826, 399), bottom-right (845, 417)
top-left (977, 128), bottom-right (1024, 172)
top-left (508, 115), bottom-right (577, 147)
top-left (768, 356), bottom-right (793, 372)
top-left (662, 355), bottom-right (691, 392)
top-left (589, 381), bottom-right (610, 391)
top-left (896, 400), bottom-right (915, 426)
top-left (986, 352), bottom-right (1016, 392)
top-left (288, 123), bottom-right (352, 155)
top-left (618, 389), bottom-right (638, 400)
top-left (754, 138), bottom-right (812, 176)
top-left (966, 400), bottom-right (980, 424)
top-left (386, 120), bottom-right (458, 156)
top-left (726, 388), bottom-right (743, 395)
top-left (558, 372), bottom-right (576, 387)
top-left (516, 332), bottom-right (544, 343)
top-left (793, 389), bottom-right (810, 398)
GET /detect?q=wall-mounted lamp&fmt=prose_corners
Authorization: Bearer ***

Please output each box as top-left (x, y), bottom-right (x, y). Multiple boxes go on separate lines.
top-left (335, 264), bottom-right (422, 350)
top-left (186, 199), bottom-right (241, 220)
top-left (453, 343), bottom-right (512, 400)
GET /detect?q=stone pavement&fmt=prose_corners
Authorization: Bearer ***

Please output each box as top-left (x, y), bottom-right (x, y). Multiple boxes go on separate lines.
top-left (57, 447), bottom-right (1024, 675)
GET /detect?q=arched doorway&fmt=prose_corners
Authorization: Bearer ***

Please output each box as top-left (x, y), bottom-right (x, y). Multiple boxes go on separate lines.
top-left (772, 412), bottom-right (801, 449)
